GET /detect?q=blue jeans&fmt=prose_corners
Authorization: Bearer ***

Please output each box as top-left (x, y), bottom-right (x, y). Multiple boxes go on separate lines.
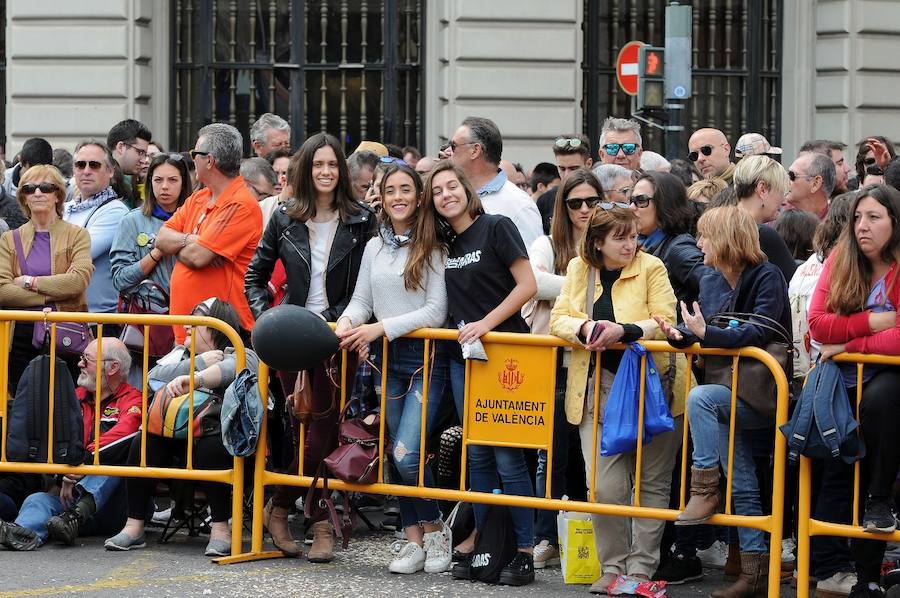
top-left (379, 338), bottom-right (449, 528)
top-left (534, 365), bottom-right (569, 545)
top-left (687, 384), bottom-right (770, 553)
top-left (15, 475), bottom-right (126, 545)
top-left (450, 358), bottom-right (534, 548)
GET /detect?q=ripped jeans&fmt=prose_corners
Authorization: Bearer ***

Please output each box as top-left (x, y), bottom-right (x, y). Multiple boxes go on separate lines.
top-left (380, 338), bottom-right (450, 528)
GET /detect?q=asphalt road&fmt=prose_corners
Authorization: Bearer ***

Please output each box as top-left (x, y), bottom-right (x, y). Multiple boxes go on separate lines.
top-left (0, 519), bottom-right (798, 598)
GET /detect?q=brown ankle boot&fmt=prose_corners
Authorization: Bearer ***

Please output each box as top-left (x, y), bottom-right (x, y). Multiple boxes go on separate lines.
top-left (723, 542), bottom-right (741, 581)
top-left (263, 498), bottom-right (300, 558)
top-left (712, 552), bottom-right (768, 598)
top-left (676, 466), bottom-right (720, 525)
top-left (307, 520), bottom-right (334, 563)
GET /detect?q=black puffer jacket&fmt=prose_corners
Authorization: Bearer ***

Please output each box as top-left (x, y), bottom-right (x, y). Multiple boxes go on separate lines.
top-left (644, 232), bottom-right (714, 311)
top-left (244, 202), bottom-right (375, 322)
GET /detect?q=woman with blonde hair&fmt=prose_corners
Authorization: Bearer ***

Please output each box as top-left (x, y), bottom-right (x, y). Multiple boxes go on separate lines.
top-left (656, 205), bottom-right (791, 598)
top-left (0, 164), bottom-right (93, 384)
top-left (550, 205), bottom-right (680, 594)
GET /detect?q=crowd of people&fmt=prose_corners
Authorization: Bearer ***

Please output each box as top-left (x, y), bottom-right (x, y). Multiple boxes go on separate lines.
top-left (0, 111), bottom-right (897, 598)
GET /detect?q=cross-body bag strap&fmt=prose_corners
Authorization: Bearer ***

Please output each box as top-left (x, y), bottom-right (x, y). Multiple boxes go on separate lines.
top-left (584, 266), bottom-right (595, 321)
top-left (12, 228), bottom-right (30, 276)
top-left (83, 197), bottom-right (116, 229)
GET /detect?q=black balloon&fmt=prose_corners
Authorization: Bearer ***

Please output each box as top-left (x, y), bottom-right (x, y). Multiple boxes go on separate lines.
top-left (251, 305), bottom-right (339, 371)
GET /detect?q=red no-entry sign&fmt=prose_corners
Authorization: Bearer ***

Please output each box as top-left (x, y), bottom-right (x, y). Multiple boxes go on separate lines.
top-left (616, 41), bottom-right (645, 96)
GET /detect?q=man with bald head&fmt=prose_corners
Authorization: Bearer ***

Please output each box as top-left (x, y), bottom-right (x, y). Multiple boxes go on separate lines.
top-left (688, 128), bottom-right (735, 182)
top-left (786, 152), bottom-right (835, 219)
top-left (414, 155), bottom-right (437, 179)
top-left (0, 339), bottom-right (141, 550)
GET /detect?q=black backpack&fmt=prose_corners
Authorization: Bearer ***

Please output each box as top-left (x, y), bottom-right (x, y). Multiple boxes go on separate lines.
top-left (469, 503), bottom-right (517, 584)
top-left (6, 355), bottom-right (84, 465)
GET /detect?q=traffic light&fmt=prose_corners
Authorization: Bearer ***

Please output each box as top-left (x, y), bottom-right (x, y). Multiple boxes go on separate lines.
top-left (638, 46), bottom-right (665, 110)
top-left (665, 2), bottom-right (692, 100)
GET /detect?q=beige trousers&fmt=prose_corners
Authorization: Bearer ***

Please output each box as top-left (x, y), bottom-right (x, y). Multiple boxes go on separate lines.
top-left (578, 368), bottom-right (682, 577)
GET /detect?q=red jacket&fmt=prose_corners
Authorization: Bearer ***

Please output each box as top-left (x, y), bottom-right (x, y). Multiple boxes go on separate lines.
top-left (78, 382), bottom-right (142, 464)
top-left (808, 256), bottom-right (900, 354)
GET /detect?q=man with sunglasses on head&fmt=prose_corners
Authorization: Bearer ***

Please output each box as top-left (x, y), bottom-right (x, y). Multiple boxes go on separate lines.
top-left (448, 116), bottom-right (542, 248)
top-left (536, 133), bottom-right (593, 234)
top-left (0, 338), bottom-right (141, 551)
top-left (687, 128), bottom-right (735, 183)
top-left (107, 119), bottom-right (153, 208)
top-left (598, 117), bottom-right (643, 171)
top-left (65, 140), bottom-right (130, 318)
top-left (785, 152), bottom-right (836, 220)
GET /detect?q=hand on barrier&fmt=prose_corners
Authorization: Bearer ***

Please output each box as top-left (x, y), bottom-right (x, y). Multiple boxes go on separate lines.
top-left (653, 315), bottom-right (683, 342)
top-left (338, 322), bottom-right (384, 355)
top-left (818, 343), bottom-right (846, 361)
top-left (458, 319), bottom-right (490, 345)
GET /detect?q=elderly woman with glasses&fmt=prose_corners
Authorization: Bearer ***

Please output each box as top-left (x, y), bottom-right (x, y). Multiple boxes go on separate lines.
top-left (592, 163), bottom-right (634, 204)
top-left (550, 205), bottom-right (680, 594)
top-left (0, 164), bottom-right (94, 385)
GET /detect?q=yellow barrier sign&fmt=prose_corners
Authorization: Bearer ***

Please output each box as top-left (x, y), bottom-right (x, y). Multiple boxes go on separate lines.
top-left (466, 344), bottom-right (556, 448)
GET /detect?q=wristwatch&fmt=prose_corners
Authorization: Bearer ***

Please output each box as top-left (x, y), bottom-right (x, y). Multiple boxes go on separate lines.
top-left (23, 276), bottom-right (33, 291)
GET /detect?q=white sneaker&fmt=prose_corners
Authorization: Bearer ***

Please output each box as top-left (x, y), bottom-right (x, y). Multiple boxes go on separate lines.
top-left (423, 523), bottom-right (452, 573)
top-left (781, 537), bottom-right (797, 565)
top-left (389, 541), bottom-right (426, 574)
top-left (533, 539), bottom-right (561, 569)
top-left (696, 540), bottom-right (728, 569)
top-left (816, 571), bottom-right (857, 598)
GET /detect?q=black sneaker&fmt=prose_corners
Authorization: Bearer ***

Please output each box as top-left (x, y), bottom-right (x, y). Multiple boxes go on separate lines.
top-left (0, 520), bottom-right (40, 551)
top-left (863, 497), bottom-right (897, 533)
top-left (451, 552), bottom-right (472, 580)
top-left (47, 510), bottom-right (81, 546)
top-left (498, 552), bottom-right (535, 586)
top-left (652, 551), bottom-right (704, 585)
top-left (849, 582), bottom-right (885, 598)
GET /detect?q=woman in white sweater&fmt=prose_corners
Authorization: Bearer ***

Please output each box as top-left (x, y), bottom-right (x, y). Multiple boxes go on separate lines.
top-left (336, 162), bottom-right (451, 575)
top-left (526, 168), bottom-right (604, 567)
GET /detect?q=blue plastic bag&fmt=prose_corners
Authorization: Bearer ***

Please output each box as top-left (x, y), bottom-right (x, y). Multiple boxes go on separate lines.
top-left (600, 343), bottom-right (674, 456)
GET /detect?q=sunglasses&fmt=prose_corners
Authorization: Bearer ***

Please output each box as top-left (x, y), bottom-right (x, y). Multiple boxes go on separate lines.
top-left (787, 170), bottom-right (817, 182)
top-left (380, 156), bottom-right (408, 166)
top-left (603, 143), bottom-right (638, 156)
top-left (555, 137), bottom-right (583, 150)
top-left (603, 186), bottom-right (633, 198)
top-left (74, 160), bottom-right (104, 170)
top-left (189, 149), bottom-right (211, 159)
top-left (564, 196), bottom-right (602, 210)
top-left (449, 140), bottom-right (475, 152)
top-left (630, 194), bottom-right (653, 208)
top-left (21, 182), bottom-right (59, 195)
top-left (687, 145), bottom-right (716, 162)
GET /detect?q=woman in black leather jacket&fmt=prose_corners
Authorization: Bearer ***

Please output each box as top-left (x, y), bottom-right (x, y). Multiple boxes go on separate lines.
top-left (244, 132), bottom-right (374, 562)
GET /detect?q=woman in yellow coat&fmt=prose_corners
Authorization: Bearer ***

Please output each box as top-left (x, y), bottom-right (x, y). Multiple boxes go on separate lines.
top-left (550, 205), bottom-right (685, 595)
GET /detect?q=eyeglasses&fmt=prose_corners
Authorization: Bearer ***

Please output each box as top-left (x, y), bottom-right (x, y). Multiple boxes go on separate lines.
top-left (21, 182), bottom-right (59, 195)
top-left (564, 196), bottom-right (602, 210)
top-left (125, 142), bottom-right (147, 159)
top-left (787, 170), bottom-right (817, 182)
top-left (449, 140), bottom-right (476, 152)
top-left (603, 186), bottom-right (633, 198)
top-left (189, 149), bottom-right (211, 159)
top-left (603, 143), bottom-right (638, 156)
top-left (379, 156), bottom-right (409, 166)
top-left (74, 160), bottom-right (104, 170)
top-left (78, 355), bottom-right (115, 368)
top-left (630, 194), bottom-right (653, 208)
top-left (687, 144), bottom-right (726, 162)
top-left (555, 137), bottom-right (583, 150)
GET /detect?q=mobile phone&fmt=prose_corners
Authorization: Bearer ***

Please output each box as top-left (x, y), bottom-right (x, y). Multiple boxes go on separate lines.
top-left (588, 321), bottom-right (606, 345)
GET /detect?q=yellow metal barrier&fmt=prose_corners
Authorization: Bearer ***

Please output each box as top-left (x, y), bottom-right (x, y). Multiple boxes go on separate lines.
top-left (0, 310), bottom-right (248, 558)
top-left (795, 352), bottom-right (900, 598)
top-left (226, 327), bottom-right (789, 598)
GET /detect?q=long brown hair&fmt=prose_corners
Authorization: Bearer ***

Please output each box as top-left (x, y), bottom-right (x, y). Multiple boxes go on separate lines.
top-left (550, 169), bottom-right (601, 274)
top-left (378, 162), bottom-right (441, 291)
top-left (826, 184), bottom-right (900, 315)
top-left (419, 160), bottom-right (484, 250)
top-left (285, 133), bottom-right (360, 222)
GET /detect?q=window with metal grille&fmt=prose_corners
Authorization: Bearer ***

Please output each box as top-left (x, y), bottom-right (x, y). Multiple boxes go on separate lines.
top-left (171, 0), bottom-right (424, 154)
top-left (0, 3), bottom-right (6, 158)
top-left (582, 0), bottom-right (782, 160)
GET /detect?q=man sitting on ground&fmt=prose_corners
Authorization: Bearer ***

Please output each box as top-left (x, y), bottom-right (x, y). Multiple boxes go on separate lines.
top-left (0, 339), bottom-right (141, 550)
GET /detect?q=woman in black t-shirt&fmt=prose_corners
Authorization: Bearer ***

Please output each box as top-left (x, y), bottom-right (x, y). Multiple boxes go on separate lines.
top-left (420, 160), bottom-right (538, 585)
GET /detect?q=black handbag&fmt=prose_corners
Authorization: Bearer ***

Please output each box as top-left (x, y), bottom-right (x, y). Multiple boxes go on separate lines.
top-left (702, 312), bottom-right (793, 419)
